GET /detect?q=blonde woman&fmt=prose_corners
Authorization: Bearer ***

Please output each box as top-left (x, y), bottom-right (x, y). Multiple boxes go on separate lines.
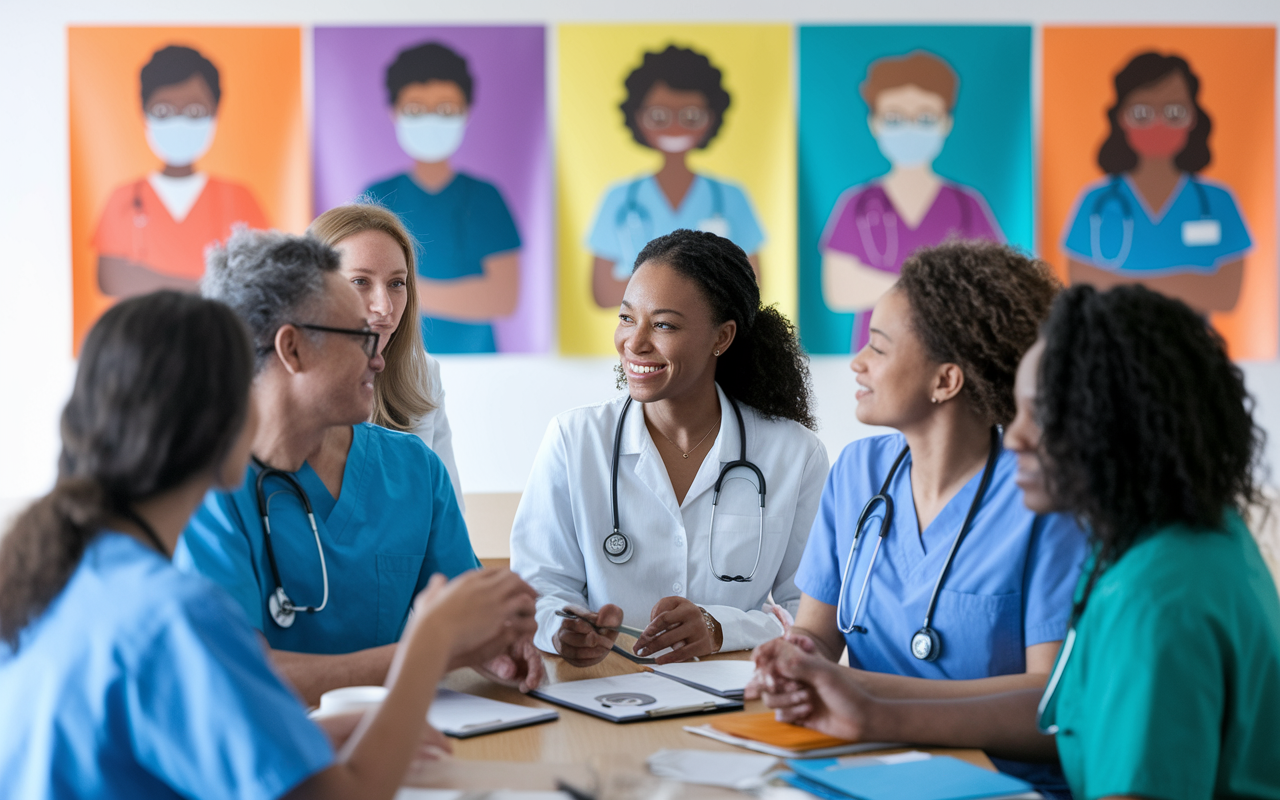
top-left (309, 203), bottom-right (463, 506)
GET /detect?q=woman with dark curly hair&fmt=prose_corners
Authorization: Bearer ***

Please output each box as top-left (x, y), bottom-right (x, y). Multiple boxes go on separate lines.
top-left (511, 230), bottom-right (827, 666)
top-left (586, 45), bottom-right (766, 307)
top-left (1061, 52), bottom-right (1253, 314)
top-left (748, 284), bottom-right (1280, 800)
top-left (749, 240), bottom-right (1087, 798)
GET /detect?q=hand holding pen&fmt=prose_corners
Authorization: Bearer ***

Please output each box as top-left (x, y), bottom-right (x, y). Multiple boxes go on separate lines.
top-left (551, 604), bottom-right (625, 667)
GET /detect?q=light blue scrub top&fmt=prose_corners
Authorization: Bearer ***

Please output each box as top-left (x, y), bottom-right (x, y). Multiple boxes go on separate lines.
top-left (796, 433), bottom-right (1088, 797)
top-left (176, 423), bottom-right (480, 653)
top-left (1062, 174), bottom-right (1252, 273)
top-left (588, 174), bottom-right (765, 279)
top-left (0, 533), bottom-right (332, 800)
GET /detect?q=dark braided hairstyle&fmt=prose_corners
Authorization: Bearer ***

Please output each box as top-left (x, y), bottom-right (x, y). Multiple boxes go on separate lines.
top-left (0, 292), bottom-right (254, 649)
top-left (626, 229), bottom-right (816, 429)
top-left (1038, 285), bottom-right (1264, 590)
top-left (895, 240), bottom-right (1061, 426)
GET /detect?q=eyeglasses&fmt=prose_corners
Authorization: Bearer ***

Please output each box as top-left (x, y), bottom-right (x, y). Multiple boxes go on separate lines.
top-left (399, 102), bottom-right (466, 118)
top-left (639, 105), bottom-right (710, 131)
top-left (146, 103), bottom-right (213, 120)
top-left (291, 322), bottom-right (380, 359)
top-left (875, 111), bottom-right (945, 127)
top-left (1123, 103), bottom-right (1192, 128)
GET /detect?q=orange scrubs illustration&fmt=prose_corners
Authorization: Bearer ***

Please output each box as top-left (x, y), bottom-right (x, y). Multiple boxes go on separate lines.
top-left (93, 45), bottom-right (267, 296)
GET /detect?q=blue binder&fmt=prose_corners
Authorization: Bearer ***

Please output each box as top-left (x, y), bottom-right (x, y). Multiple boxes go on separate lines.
top-left (784, 755), bottom-right (1033, 800)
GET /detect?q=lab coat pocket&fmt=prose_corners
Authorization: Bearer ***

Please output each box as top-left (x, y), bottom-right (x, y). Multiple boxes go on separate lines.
top-left (376, 553), bottom-right (423, 644)
top-left (931, 589), bottom-right (1022, 678)
top-left (707, 512), bottom-right (786, 584)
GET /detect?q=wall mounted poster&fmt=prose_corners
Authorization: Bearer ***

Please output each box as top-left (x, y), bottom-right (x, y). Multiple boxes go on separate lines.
top-left (68, 27), bottom-right (308, 353)
top-left (557, 24), bottom-right (795, 355)
top-left (1043, 27), bottom-right (1276, 360)
top-left (314, 26), bottom-right (549, 354)
top-left (797, 25), bottom-right (1033, 355)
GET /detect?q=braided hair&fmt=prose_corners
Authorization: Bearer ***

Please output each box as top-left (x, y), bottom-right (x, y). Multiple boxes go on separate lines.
top-left (626, 229), bottom-right (816, 429)
top-left (1038, 284), bottom-right (1265, 583)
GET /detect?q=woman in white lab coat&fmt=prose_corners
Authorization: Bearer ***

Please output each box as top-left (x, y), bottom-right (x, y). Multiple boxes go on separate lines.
top-left (510, 229), bottom-right (829, 666)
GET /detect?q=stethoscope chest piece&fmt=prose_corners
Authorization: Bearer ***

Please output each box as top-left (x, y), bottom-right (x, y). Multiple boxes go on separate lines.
top-left (603, 531), bottom-right (633, 564)
top-left (910, 626), bottom-right (941, 661)
top-left (268, 586), bottom-right (297, 628)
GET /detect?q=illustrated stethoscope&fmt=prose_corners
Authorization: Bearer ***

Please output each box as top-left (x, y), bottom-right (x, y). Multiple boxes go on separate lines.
top-left (1088, 174), bottom-right (1212, 267)
top-left (852, 183), bottom-right (973, 269)
top-left (835, 427), bottom-right (1000, 662)
top-left (615, 176), bottom-right (728, 264)
top-left (253, 457), bottom-right (330, 628)
top-left (603, 393), bottom-right (766, 583)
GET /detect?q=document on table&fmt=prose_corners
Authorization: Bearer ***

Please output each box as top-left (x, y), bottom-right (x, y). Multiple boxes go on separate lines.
top-left (649, 660), bottom-right (756, 697)
top-left (784, 755), bottom-right (1037, 800)
top-left (647, 748), bottom-right (779, 789)
top-left (530, 672), bottom-right (742, 723)
top-left (427, 689), bottom-right (559, 739)
top-left (394, 791), bottom-right (572, 800)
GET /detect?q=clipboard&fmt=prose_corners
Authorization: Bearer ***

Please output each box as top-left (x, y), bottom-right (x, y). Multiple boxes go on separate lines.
top-left (647, 660), bottom-right (756, 698)
top-left (529, 672), bottom-right (742, 724)
top-left (427, 688), bottom-right (560, 739)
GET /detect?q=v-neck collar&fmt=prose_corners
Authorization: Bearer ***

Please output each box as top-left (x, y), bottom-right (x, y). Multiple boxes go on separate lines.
top-left (1122, 172), bottom-right (1187, 225)
top-left (645, 173), bottom-right (705, 217)
top-left (294, 424), bottom-right (369, 546)
top-left (891, 446), bottom-right (996, 576)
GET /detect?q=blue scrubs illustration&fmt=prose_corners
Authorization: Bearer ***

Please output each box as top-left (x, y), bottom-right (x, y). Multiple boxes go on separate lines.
top-left (364, 41), bottom-right (521, 354)
top-left (587, 45), bottom-right (765, 308)
top-left (1061, 51), bottom-right (1252, 314)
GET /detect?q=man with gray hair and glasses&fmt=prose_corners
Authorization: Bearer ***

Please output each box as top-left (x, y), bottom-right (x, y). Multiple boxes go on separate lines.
top-left (176, 228), bottom-right (543, 706)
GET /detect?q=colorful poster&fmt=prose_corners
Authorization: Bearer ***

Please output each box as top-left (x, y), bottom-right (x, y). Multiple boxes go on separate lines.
top-left (797, 26), bottom-right (1033, 355)
top-left (557, 24), bottom-right (795, 355)
top-left (68, 27), bottom-right (308, 353)
top-left (1043, 27), bottom-right (1276, 360)
top-left (314, 26), bottom-right (548, 355)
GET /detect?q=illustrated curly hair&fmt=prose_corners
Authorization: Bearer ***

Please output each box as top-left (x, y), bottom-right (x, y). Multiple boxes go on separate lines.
top-left (1037, 285), bottom-right (1265, 582)
top-left (619, 45), bottom-right (731, 150)
top-left (620, 229), bottom-right (816, 429)
top-left (1097, 52), bottom-right (1212, 175)
top-left (895, 241), bottom-right (1061, 426)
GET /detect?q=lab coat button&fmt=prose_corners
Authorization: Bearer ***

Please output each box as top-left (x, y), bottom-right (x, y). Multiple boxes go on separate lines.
top-left (672, 582), bottom-right (682, 593)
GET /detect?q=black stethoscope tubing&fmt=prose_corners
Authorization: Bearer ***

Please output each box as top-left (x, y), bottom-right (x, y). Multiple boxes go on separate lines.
top-left (605, 392), bottom-right (767, 582)
top-left (253, 457), bottom-right (329, 628)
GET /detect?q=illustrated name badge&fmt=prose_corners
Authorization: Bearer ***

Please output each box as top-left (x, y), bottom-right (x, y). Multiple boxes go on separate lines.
top-left (1182, 219), bottom-right (1222, 247)
top-left (698, 216), bottom-right (730, 238)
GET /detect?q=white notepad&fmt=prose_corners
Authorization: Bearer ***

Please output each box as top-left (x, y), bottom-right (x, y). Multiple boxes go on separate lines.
top-left (650, 660), bottom-right (756, 698)
top-left (427, 688), bottom-right (559, 738)
top-left (530, 672), bottom-right (741, 723)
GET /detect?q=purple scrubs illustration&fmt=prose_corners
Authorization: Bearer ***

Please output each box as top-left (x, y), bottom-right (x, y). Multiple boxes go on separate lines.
top-left (820, 51), bottom-right (1003, 350)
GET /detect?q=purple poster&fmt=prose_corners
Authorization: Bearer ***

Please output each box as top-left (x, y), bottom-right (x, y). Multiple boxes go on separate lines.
top-left (314, 26), bottom-right (549, 354)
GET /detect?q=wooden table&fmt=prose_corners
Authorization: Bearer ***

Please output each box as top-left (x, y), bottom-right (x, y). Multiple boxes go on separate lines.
top-left (403, 638), bottom-right (994, 795)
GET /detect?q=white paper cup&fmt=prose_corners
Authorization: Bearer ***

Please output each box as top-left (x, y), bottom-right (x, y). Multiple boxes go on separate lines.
top-left (311, 685), bottom-right (388, 719)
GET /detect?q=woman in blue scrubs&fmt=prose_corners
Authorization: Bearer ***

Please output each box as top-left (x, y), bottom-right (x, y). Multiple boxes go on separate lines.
top-left (752, 241), bottom-right (1088, 796)
top-left (0, 291), bottom-right (537, 799)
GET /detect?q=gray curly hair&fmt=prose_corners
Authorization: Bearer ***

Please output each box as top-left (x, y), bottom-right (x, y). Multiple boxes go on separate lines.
top-left (202, 227), bottom-right (341, 373)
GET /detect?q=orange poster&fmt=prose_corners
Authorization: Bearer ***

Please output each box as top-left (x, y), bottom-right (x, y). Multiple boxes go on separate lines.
top-left (1042, 27), bottom-right (1276, 360)
top-left (68, 27), bottom-right (308, 352)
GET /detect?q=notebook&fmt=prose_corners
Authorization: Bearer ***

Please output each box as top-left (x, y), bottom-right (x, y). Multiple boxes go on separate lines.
top-left (685, 711), bottom-right (899, 758)
top-left (530, 672), bottom-right (741, 723)
top-left (785, 755), bottom-right (1035, 800)
top-left (426, 688), bottom-right (559, 739)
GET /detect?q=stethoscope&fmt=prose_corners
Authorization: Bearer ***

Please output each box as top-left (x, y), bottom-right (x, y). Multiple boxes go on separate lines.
top-left (604, 393), bottom-right (766, 582)
top-left (1088, 174), bottom-right (1212, 267)
top-left (835, 427), bottom-right (1000, 661)
top-left (615, 176), bottom-right (727, 264)
top-left (852, 183), bottom-right (973, 269)
top-left (253, 457), bottom-right (330, 628)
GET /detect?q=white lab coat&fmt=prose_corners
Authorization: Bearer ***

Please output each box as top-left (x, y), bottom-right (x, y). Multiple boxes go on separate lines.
top-left (411, 351), bottom-right (464, 511)
top-left (510, 386), bottom-right (829, 654)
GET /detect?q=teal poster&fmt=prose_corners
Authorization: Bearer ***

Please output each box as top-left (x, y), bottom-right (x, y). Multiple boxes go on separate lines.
top-left (798, 26), bottom-right (1033, 354)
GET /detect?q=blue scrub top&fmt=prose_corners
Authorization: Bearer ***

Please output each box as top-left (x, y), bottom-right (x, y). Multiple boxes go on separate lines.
top-left (176, 423), bottom-right (480, 654)
top-left (1062, 174), bottom-right (1252, 273)
top-left (588, 174), bottom-right (765, 279)
top-left (0, 533), bottom-right (332, 800)
top-left (364, 172), bottom-right (521, 354)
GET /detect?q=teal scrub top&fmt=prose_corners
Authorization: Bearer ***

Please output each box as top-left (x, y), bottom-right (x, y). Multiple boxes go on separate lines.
top-left (175, 423), bottom-right (480, 654)
top-left (1062, 174), bottom-right (1252, 274)
top-left (0, 533), bottom-right (333, 799)
top-left (1044, 511), bottom-right (1280, 800)
top-left (588, 174), bottom-right (765, 279)
top-left (364, 172), bottom-right (521, 354)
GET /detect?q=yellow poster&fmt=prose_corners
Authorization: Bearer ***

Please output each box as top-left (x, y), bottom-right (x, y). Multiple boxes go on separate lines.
top-left (557, 24), bottom-right (795, 354)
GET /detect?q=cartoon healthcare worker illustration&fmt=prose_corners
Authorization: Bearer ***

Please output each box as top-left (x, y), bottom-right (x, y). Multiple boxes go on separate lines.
top-left (820, 51), bottom-right (1003, 351)
top-left (364, 42), bottom-right (521, 354)
top-left (587, 45), bottom-right (764, 308)
top-left (1061, 52), bottom-right (1251, 313)
top-left (93, 45), bottom-right (268, 298)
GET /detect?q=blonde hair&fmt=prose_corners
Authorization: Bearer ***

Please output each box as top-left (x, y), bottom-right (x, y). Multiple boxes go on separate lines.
top-left (308, 203), bottom-right (436, 430)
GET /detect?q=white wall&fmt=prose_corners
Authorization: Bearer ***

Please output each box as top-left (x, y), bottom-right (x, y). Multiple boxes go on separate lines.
top-left (2, 0), bottom-right (1279, 522)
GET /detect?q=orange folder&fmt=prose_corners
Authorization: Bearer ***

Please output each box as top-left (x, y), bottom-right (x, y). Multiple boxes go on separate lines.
top-left (710, 712), bottom-right (856, 751)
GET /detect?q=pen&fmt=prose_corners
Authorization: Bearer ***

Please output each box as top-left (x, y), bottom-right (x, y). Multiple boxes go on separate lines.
top-left (644, 701), bottom-right (718, 718)
top-left (555, 609), bottom-right (647, 638)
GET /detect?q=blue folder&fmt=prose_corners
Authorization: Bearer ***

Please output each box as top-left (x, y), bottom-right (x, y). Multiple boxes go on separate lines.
top-left (784, 756), bottom-right (1033, 800)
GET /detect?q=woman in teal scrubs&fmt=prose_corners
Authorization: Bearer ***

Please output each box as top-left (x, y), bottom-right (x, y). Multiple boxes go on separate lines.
top-left (0, 291), bottom-right (537, 799)
top-left (752, 284), bottom-right (1280, 800)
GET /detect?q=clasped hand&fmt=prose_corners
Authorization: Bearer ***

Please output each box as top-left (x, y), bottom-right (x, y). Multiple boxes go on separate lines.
top-left (553, 596), bottom-right (722, 667)
top-left (744, 634), bottom-right (873, 742)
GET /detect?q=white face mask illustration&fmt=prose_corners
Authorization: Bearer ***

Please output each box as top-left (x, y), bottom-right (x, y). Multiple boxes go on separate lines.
top-left (874, 122), bottom-right (947, 168)
top-left (395, 113), bottom-right (468, 163)
top-left (145, 116), bottom-right (216, 168)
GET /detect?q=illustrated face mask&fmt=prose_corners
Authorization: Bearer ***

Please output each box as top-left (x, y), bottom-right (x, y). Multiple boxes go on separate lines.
top-left (395, 114), bottom-right (468, 163)
top-left (145, 116), bottom-right (216, 168)
top-left (874, 123), bottom-right (947, 168)
top-left (1124, 123), bottom-right (1190, 159)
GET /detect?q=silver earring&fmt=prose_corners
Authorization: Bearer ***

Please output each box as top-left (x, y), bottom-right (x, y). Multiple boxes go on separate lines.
top-left (931, 397), bottom-right (939, 404)
top-left (714, 350), bottom-right (721, 356)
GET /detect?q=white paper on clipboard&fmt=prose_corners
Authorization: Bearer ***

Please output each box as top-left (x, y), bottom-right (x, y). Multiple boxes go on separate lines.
top-left (531, 672), bottom-right (741, 722)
